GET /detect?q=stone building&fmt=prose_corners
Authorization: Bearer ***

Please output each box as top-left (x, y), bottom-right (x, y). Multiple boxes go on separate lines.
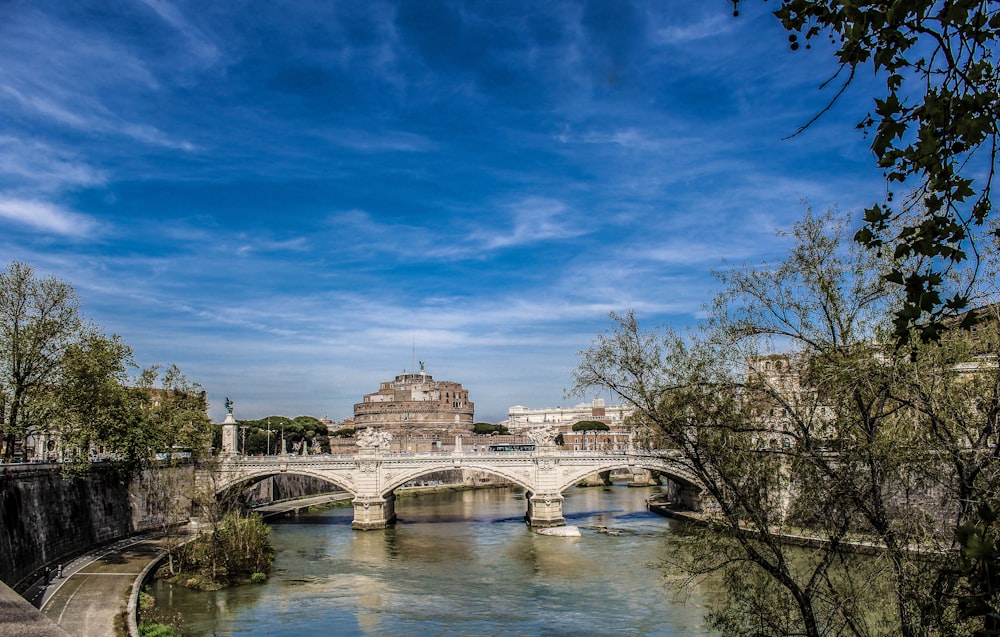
top-left (352, 368), bottom-right (474, 451)
top-left (505, 398), bottom-right (634, 451)
top-left (744, 353), bottom-right (836, 448)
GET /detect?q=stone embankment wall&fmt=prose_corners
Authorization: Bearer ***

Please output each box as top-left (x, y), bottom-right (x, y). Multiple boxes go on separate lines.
top-left (243, 474), bottom-right (344, 505)
top-left (0, 464), bottom-right (137, 588)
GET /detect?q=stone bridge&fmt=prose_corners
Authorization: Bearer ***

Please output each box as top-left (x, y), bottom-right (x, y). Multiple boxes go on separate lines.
top-left (198, 441), bottom-right (703, 530)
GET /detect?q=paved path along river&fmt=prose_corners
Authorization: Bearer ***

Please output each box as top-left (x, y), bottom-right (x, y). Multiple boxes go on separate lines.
top-left (35, 493), bottom-right (350, 636)
top-left (39, 535), bottom-right (167, 637)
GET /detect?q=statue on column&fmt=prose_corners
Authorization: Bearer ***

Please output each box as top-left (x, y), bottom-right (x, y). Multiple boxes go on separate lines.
top-left (220, 397), bottom-right (237, 454)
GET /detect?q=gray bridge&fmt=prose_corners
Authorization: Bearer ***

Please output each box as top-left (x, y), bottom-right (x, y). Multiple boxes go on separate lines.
top-left (201, 441), bottom-right (704, 529)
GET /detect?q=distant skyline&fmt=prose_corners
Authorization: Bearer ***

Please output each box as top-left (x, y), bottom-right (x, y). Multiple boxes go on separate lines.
top-left (0, 1), bottom-right (886, 423)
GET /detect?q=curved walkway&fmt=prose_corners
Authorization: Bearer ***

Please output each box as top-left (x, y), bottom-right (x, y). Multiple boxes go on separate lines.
top-left (32, 495), bottom-right (349, 636)
top-left (39, 534), bottom-right (169, 637)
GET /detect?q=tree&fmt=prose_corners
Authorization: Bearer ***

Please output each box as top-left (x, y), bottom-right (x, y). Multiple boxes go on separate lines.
top-left (136, 364), bottom-right (213, 462)
top-left (57, 329), bottom-right (139, 470)
top-left (473, 422), bottom-right (510, 435)
top-left (571, 420), bottom-right (610, 451)
top-left (0, 262), bottom-right (83, 461)
top-left (234, 415), bottom-right (331, 454)
top-left (738, 1), bottom-right (998, 342)
top-left (574, 209), bottom-right (1000, 636)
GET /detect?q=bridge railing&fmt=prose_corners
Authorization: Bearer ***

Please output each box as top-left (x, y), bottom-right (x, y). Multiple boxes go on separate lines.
top-left (218, 448), bottom-right (638, 464)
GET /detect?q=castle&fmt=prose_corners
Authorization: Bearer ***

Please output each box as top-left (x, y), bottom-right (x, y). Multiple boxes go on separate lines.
top-left (352, 367), bottom-right (474, 450)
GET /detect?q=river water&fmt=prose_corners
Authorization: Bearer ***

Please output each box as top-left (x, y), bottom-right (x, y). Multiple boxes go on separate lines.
top-left (150, 485), bottom-right (718, 636)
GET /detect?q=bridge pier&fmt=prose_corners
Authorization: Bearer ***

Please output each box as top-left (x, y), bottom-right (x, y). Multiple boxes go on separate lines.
top-left (525, 493), bottom-right (565, 528)
top-left (351, 493), bottom-right (396, 530)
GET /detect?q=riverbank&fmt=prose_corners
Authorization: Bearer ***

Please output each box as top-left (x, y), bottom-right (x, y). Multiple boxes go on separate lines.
top-left (646, 495), bottom-right (921, 558)
top-left (395, 482), bottom-right (510, 498)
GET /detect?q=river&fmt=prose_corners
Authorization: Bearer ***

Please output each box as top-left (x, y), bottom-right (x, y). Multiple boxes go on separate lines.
top-left (150, 485), bottom-right (719, 636)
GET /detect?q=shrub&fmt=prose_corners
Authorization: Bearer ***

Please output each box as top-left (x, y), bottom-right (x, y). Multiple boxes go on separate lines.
top-left (138, 620), bottom-right (183, 637)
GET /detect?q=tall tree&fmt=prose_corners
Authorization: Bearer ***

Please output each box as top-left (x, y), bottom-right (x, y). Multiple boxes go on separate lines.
top-left (57, 329), bottom-right (138, 470)
top-left (575, 210), bottom-right (1000, 636)
top-left (136, 363), bottom-right (213, 461)
top-left (739, 1), bottom-right (999, 342)
top-left (0, 262), bottom-right (83, 461)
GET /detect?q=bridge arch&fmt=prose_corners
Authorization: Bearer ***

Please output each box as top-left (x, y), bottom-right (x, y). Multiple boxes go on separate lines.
top-left (205, 464), bottom-right (359, 499)
top-left (379, 462), bottom-right (534, 496)
top-left (555, 457), bottom-right (702, 494)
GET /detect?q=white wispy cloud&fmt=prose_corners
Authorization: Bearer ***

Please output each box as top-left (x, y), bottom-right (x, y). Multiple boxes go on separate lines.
top-left (138, 0), bottom-right (220, 66)
top-left (0, 136), bottom-right (106, 192)
top-left (233, 235), bottom-right (311, 257)
top-left (0, 198), bottom-right (99, 237)
top-left (474, 197), bottom-right (590, 250)
top-left (325, 129), bottom-right (438, 153)
top-left (649, 12), bottom-right (738, 46)
top-left (0, 7), bottom-right (196, 152)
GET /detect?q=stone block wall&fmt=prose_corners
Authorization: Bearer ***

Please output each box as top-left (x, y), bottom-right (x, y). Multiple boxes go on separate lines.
top-left (242, 474), bottom-right (343, 505)
top-left (0, 464), bottom-right (135, 588)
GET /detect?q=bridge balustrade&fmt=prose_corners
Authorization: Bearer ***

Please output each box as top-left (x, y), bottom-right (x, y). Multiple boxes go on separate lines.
top-left (204, 448), bottom-right (701, 530)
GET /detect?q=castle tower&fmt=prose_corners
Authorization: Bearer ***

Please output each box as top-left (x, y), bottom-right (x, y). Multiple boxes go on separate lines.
top-left (353, 369), bottom-right (475, 440)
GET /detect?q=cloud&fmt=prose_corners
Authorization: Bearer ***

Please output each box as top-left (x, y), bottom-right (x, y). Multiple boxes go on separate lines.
top-left (325, 129), bottom-right (437, 153)
top-left (138, 0), bottom-right (220, 66)
top-left (0, 198), bottom-right (99, 237)
top-left (474, 197), bottom-right (590, 250)
top-left (0, 7), bottom-right (196, 152)
top-left (0, 136), bottom-right (106, 192)
top-left (233, 235), bottom-right (311, 257)
top-left (649, 12), bottom-right (737, 46)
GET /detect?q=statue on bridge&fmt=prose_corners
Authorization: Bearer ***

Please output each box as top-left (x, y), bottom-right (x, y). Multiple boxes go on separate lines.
top-left (356, 427), bottom-right (393, 450)
top-left (526, 425), bottom-right (559, 447)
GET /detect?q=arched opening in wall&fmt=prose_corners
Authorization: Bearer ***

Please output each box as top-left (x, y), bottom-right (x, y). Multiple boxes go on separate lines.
top-left (382, 466), bottom-right (529, 524)
top-left (214, 473), bottom-right (352, 518)
top-left (653, 475), bottom-right (704, 513)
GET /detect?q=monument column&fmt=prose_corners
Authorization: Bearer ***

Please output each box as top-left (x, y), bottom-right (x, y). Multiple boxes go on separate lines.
top-left (220, 397), bottom-right (238, 456)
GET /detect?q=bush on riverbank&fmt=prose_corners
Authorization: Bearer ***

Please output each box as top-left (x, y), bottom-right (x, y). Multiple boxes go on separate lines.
top-left (158, 511), bottom-right (275, 590)
top-left (137, 588), bottom-right (183, 637)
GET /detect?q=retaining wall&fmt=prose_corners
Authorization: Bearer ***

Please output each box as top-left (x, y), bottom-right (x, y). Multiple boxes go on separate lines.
top-left (0, 464), bottom-right (144, 589)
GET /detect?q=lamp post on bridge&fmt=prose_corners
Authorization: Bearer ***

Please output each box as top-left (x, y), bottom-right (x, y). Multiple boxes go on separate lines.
top-left (240, 426), bottom-right (248, 457)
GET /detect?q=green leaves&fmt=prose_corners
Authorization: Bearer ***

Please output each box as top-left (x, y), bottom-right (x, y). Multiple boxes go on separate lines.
top-left (763, 0), bottom-right (998, 343)
top-left (578, 204), bottom-right (1000, 636)
top-left (0, 261), bottom-right (83, 460)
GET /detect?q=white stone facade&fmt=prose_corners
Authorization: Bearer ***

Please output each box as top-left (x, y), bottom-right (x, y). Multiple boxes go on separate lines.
top-left (505, 398), bottom-right (632, 430)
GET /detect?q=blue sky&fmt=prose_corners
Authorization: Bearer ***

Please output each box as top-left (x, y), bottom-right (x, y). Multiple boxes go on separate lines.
top-left (0, 1), bottom-right (886, 423)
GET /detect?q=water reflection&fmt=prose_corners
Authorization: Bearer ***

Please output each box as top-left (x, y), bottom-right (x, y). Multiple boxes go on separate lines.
top-left (151, 485), bottom-right (718, 636)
